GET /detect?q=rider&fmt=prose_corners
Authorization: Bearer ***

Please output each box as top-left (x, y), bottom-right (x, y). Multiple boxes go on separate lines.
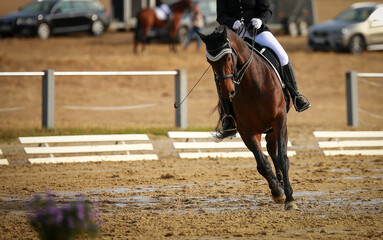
top-left (156, 0), bottom-right (172, 22)
top-left (216, 0), bottom-right (311, 132)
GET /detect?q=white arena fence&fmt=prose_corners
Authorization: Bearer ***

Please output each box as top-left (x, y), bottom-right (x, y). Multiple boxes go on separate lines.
top-left (19, 134), bottom-right (158, 164)
top-left (346, 71), bottom-right (383, 127)
top-left (0, 70), bottom-right (188, 129)
top-left (313, 131), bottom-right (383, 156)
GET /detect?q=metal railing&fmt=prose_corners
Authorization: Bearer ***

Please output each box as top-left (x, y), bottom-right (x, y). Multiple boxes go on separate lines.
top-left (346, 71), bottom-right (383, 127)
top-left (0, 69), bottom-right (188, 129)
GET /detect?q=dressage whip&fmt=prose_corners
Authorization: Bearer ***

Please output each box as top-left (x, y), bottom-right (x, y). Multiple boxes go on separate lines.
top-left (174, 65), bottom-right (211, 108)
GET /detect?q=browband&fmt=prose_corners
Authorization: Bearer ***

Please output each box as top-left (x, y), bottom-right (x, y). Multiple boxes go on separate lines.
top-left (206, 48), bottom-right (233, 62)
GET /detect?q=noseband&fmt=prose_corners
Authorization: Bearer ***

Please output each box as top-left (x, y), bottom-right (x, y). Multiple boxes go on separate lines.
top-left (206, 38), bottom-right (254, 99)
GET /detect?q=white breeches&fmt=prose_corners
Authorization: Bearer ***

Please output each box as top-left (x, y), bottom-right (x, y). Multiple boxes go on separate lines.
top-left (244, 30), bottom-right (289, 66)
top-left (155, 4), bottom-right (172, 20)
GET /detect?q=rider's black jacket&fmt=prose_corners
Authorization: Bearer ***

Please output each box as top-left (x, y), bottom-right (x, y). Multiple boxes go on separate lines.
top-left (216, 0), bottom-right (272, 33)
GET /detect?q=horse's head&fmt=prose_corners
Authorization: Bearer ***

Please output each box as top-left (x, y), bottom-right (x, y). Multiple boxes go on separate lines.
top-left (197, 26), bottom-right (238, 100)
top-left (173, 0), bottom-right (193, 11)
top-left (185, 0), bottom-right (193, 9)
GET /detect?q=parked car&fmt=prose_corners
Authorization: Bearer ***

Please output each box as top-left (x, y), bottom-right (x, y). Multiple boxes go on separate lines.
top-left (308, 2), bottom-right (383, 53)
top-left (0, 0), bottom-right (110, 39)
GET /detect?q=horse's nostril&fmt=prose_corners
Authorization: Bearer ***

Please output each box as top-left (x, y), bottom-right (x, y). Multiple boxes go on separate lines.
top-left (230, 91), bottom-right (235, 97)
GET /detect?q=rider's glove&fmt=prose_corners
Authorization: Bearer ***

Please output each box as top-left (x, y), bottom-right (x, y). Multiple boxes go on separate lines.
top-left (251, 18), bottom-right (262, 29)
top-left (232, 20), bottom-right (243, 30)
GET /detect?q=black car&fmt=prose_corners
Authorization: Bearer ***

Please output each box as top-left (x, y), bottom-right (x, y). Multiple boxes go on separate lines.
top-left (0, 0), bottom-right (110, 39)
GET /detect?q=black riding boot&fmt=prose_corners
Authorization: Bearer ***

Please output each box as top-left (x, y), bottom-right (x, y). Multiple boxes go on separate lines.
top-left (282, 61), bottom-right (311, 112)
top-left (215, 80), bottom-right (237, 133)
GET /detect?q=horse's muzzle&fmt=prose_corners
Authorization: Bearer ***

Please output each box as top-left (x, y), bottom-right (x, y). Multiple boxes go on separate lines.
top-left (220, 88), bottom-right (236, 100)
top-left (219, 77), bottom-right (236, 100)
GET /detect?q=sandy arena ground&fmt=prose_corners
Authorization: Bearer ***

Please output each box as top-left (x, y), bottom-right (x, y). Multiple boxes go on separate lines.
top-left (0, 0), bottom-right (383, 239)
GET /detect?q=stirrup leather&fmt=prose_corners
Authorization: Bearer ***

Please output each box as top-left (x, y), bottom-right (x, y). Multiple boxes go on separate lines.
top-left (222, 114), bottom-right (237, 132)
top-left (293, 94), bottom-right (311, 112)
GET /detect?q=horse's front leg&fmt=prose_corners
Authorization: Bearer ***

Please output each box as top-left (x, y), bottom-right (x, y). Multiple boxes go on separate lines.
top-left (242, 132), bottom-right (284, 203)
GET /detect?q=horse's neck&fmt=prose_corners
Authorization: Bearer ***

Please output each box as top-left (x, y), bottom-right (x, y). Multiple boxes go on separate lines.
top-left (234, 39), bottom-right (267, 74)
top-left (238, 44), bottom-right (275, 88)
top-left (172, 1), bottom-right (187, 12)
top-left (236, 41), bottom-right (253, 66)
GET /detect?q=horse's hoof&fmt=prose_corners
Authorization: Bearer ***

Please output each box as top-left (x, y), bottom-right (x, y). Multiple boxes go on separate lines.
top-left (272, 192), bottom-right (285, 204)
top-left (284, 201), bottom-right (298, 211)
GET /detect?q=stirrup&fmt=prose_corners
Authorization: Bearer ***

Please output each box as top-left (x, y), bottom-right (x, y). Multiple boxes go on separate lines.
top-left (293, 94), bottom-right (311, 112)
top-left (222, 114), bottom-right (237, 132)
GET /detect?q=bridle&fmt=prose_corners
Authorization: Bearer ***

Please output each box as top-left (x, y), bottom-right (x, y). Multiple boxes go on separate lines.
top-left (206, 26), bottom-right (257, 100)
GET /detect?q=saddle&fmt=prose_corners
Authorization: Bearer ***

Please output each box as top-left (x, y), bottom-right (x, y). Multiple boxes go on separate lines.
top-left (244, 38), bottom-right (291, 112)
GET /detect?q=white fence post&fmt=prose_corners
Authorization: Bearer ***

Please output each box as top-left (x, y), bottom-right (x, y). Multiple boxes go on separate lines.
top-left (175, 69), bottom-right (188, 129)
top-left (42, 70), bottom-right (55, 129)
top-left (346, 71), bottom-right (358, 127)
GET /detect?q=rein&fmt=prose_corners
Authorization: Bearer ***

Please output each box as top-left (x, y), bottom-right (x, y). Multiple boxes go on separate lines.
top-left (234, 22), bottom-right (257, 85)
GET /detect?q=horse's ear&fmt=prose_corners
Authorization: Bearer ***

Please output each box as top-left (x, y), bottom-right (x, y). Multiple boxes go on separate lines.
top-left (196, 31), bottom-right (207, 42)
top-left (222, 27), bottom-right (227, 40)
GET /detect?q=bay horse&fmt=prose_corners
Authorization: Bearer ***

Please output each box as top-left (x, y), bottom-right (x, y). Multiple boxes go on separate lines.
top-left (198, 26), bottom-right (298, 210)
top-left (133, 0), bottom-right (192, 54)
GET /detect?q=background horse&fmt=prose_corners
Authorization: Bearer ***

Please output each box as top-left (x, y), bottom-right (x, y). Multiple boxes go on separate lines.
top-left (134, 0), bottom-right (192, 54)
top-left (198, 26), bottom-right (298, 210)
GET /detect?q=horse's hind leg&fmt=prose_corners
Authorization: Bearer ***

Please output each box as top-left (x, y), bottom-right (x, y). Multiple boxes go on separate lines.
top-left (275, 120), bottom-right (298, 210)
top-left (142, 28), bottom-right (150, 54)
top-left (133, 30), bottom-right (139, 54)
top-left (266, 132), bottom-right (284, 185)
top-left (242, 132), bottom-right (284, 203)
top-left (265, 132), bottom-right (285, 203)
top-left (169, 36), bottom-right (177, 53)
top-left (133, 28), bottom-right (145, 54)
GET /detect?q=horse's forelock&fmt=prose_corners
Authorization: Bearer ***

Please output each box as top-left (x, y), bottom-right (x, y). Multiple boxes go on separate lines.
top-left (203, 26), bottom-right (230, 54)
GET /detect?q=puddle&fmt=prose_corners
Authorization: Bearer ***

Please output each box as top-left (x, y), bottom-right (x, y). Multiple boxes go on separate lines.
top-left (330, 168), bottom-right (382, 173)
top-left (99, 195), bottom-right (261, 213)
top-left (330, 168), bottom-right (352, 172)
top-left (43, 180), bottom-right (256, 197)
top-left (1, 181), bottom-right (382, 214)
top-left (332, 175), bottom-right (383, 180)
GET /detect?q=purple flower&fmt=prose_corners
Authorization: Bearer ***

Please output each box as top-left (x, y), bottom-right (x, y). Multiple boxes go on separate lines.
top-left (76, 203), bottom-right (85, 220)
top-left (67, 216), bottom-right (75, 229)
top-left (27, 191), bottom-right (100, 239)
top-left (55, 209), bottom-right (63, 224)
top-left (47, 205), bottom-right (56, 215)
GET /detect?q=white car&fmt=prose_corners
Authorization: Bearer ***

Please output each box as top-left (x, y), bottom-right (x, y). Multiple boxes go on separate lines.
top-left (308, 2), bottom-right (383, 53)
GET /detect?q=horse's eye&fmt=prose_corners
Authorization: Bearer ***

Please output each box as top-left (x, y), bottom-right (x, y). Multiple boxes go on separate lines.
top-left (227, 57), bottom-right (231, 62)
